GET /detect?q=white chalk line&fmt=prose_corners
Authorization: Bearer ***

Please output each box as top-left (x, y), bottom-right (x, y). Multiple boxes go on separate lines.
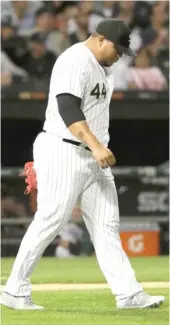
top-left (0, 282), bottom-right (169, 292)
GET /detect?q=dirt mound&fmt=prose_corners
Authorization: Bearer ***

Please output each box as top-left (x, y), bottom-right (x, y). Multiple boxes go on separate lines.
top-left (1, 282), bottom-right (168, 292)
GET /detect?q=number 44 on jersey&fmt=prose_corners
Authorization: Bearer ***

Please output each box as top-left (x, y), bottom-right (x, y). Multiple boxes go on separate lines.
top-left (90, 83), bottom-right (107, 99)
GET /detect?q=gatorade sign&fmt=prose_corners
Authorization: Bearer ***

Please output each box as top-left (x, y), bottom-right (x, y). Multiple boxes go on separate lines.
top-left (120, 230), bottom-right (160, 256)
top-left (128, 234), bottom-right (144, 253)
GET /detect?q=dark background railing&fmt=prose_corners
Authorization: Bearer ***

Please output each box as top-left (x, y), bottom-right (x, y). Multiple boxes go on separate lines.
top-left (2, 89), bottom-right (168, 120)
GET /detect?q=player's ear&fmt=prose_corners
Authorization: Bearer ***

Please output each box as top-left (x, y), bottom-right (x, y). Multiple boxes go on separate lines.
top-left (98, 35), bottom-right (105, 47)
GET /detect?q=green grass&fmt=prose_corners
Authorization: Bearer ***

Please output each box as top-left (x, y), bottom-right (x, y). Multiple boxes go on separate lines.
top-left (1, 257), bottom-right (169, 325)
top-left (1, 256), bottom-right (169, 284)
top-left (1, 289), bottom-right (169, 325)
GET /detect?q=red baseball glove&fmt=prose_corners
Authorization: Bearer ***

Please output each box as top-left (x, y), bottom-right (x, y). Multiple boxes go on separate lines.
top-left (20, 161), bottom-right (37, 194)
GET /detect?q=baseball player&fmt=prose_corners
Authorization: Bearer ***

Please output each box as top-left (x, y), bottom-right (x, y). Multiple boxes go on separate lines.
top-left (2, 19), bottom-right (164, 310)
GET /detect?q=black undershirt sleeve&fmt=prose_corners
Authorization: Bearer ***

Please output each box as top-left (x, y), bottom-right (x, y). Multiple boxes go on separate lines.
top-left (56, 93), bottom-right (86, 127)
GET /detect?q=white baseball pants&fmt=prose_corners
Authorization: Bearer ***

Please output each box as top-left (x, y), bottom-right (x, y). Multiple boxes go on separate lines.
top-left (5, 132), bottom-right (142, 303)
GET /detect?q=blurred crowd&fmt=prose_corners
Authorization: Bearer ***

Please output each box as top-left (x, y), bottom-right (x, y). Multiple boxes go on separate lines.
top-left (1, 183), bottom-right (29, 240)
top-left (1, 0), bottom-right (169, 90)
top-left (1, 182), bottom-right (93, 257)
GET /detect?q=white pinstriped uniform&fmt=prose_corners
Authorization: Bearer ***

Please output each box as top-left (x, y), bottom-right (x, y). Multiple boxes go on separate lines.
top-left (44, 43), bottom-right (112, 145)
top-left (5, 43), bottom-right (142, 303)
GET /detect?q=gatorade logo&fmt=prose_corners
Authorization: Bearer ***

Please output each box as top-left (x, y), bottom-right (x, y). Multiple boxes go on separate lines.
top-left (128, 234), bottom-right (144, 253)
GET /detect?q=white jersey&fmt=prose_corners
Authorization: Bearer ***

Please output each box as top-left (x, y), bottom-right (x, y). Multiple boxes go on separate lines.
top-left (43, 42), bottom-right (115, 146)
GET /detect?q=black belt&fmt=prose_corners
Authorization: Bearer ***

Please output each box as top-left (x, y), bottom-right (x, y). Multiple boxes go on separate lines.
top-left (43, 131), bottom-right (91, 151)
top-left (63, 139), bottom-right (91, 151)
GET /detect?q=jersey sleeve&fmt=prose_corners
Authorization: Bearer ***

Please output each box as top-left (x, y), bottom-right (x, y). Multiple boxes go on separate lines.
top-left (54, 55), bottom-right (89, 99)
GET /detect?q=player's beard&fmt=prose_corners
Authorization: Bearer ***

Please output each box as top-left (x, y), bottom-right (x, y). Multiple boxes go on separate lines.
top-left (101, 57), bottom-right (119, 67)
top-left (100, 60), bottom-right (111, 67)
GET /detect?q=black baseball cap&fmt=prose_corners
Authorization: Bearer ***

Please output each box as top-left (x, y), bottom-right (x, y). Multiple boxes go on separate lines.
top-left (95, 18), bottom-right (136, 57)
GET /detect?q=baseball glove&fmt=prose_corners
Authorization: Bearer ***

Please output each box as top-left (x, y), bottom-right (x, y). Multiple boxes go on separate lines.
top-left (21, 161), bottom-right (37, 194)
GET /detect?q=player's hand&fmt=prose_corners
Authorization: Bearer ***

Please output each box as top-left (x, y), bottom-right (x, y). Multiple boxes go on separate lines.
top-left (92, 144), bottom-right (116, 168)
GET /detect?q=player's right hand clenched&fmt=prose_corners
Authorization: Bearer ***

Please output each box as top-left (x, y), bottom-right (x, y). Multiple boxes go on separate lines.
top-left (92, 144), bottom-right (116, 168)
